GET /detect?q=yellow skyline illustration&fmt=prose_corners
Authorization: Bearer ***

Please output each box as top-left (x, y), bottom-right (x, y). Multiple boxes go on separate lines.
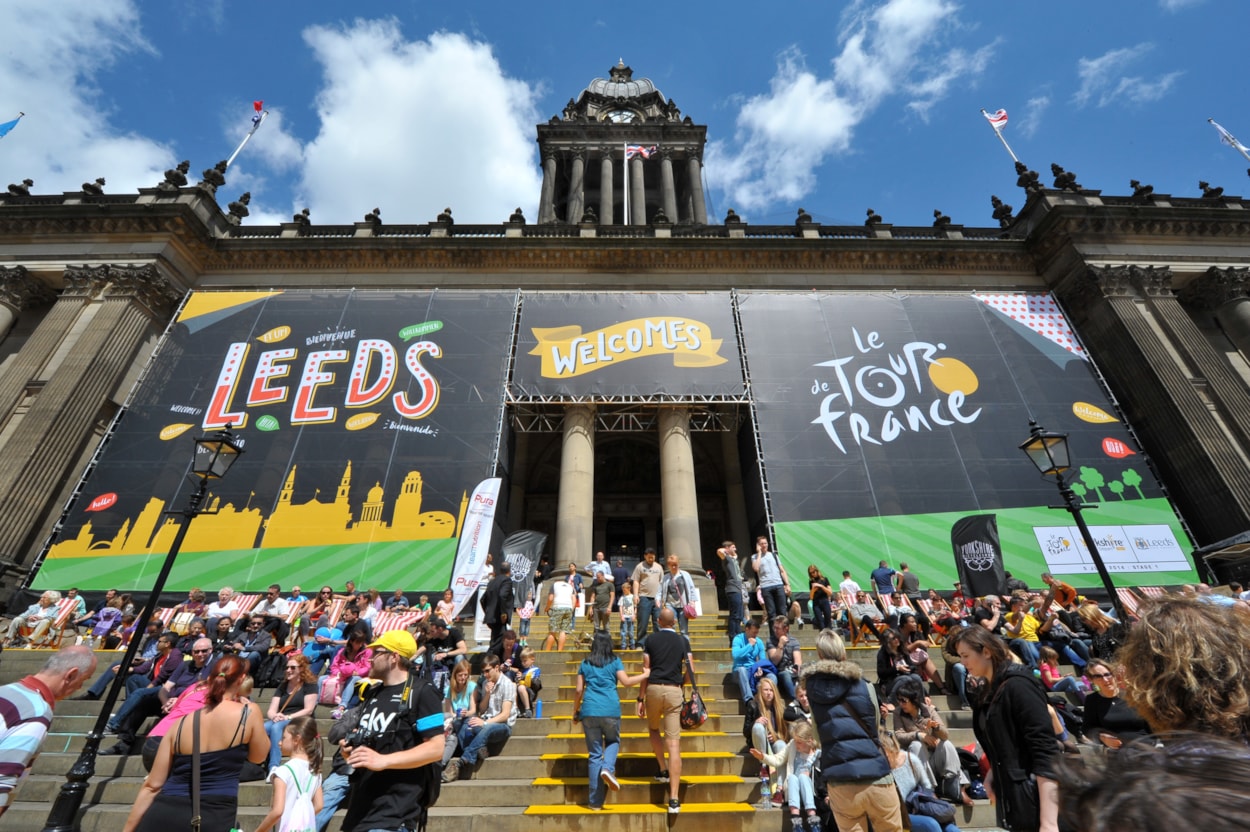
top-left (47, 462), bottom-right (468, 558)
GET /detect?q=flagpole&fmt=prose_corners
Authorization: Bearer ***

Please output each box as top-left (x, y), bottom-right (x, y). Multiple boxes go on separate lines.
top-left (225, 109), bottom-right (268, 169)
top-left (980, 109), bottom-right (1019, 164)
top-left (622, 142), bottom-right (629, 226)
top-left (1209, 118), bottom-right (1250, 164)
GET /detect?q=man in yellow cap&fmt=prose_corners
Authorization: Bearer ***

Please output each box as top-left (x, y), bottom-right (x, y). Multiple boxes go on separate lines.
top-left (338, 630), bottom-right (445, 832)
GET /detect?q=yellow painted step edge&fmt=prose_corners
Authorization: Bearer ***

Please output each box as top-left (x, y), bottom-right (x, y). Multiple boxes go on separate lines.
top-left (540, 751), bottom-right (734, 761)
top-left (545, 732), bottom-right (728, 739)
top-left (532, 775), bottom-right (745, 786)
top-left (524, 803), bottom-right (755, 815)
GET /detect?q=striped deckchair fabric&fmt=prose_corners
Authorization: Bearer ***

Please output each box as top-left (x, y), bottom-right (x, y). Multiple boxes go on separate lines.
top-left (371, 610), bottom-right (420, 635)
top-left (231, 594), bottom-right (261, 615)
top-left (1115, 587), bottom-right (1143, 620)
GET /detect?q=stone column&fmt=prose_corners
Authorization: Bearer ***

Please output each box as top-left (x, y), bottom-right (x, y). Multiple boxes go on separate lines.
top-left (1055, 265), bottom-right (1250, 541)
top-left (1180, 266), bottom-right (1250, 360)
top-left (720, 426), bottom-right (751, 551)
top-left (537, 148), bottom-right (559, 224)
top-left (555, 404), bottom-right (595, 567)
top-left (0, 264), bottom-right (183, 563)
top-left (659, 150), bottom-right (678, 223)
top-left (686, 147), bottom-right (708, 224)
top-left (0, 266), bottom-right (55, 343)
top-left (598, 148), bottom-right (614, 225)
top-left (629, 156), bottom-right (647, 225)
top-left (0, 267), bottom-right (88, 431)
top-left (567, 149), bottom-right (586, 225)
top-left (659, 407), bottom-right (701, 564)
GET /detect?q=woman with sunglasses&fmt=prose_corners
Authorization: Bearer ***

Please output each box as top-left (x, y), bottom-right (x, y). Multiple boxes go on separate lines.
top-left (263, 653), bottom-right (318, 772)
top-left (1082, 657), bottom-right (1150, 750)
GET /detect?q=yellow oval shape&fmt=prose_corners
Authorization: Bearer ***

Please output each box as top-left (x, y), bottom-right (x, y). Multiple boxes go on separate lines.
top-left (257, 325), bottom-right (291, 344)
top-left (160, 423), bottom-right (194, 441)
top-left (345, 413), bottom-right (380, 431)
top-left (927, 357), bottom-right (979, 396)
top-left (1073, 402), bottom-right (1118, 424)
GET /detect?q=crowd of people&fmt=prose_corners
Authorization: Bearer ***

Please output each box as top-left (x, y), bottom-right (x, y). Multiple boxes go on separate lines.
top-left (8, 555), bottom-right (1250, 831)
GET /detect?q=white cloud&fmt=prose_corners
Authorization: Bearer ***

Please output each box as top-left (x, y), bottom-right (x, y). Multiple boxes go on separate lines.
top-left (708, 0), bottom-right (990, 212)
top-left (1016, 95), bottom-right (1050, 139)
top-left (224, 107), bottom-right (304, 175)
top-left (0, 0), bottom-right (174, 195)
top-left (1159, 0), bottom-right (1202, 9)
top-left (296, 21), bottom-right (543, 224)
top-left (1074, 44), bottom-right (1182, 108)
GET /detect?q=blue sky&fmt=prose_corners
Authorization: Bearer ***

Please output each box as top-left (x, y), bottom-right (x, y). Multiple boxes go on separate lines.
top-left (0, 0), bottom-right (1243, 228)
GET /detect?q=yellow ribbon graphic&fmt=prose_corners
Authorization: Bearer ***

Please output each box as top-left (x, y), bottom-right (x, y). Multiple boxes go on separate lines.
top-left (530, 317), bottom-right (727, 378)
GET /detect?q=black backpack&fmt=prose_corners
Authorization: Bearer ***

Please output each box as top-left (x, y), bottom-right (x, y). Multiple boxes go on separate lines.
top-left (254, 650), bottom-right (287, 689)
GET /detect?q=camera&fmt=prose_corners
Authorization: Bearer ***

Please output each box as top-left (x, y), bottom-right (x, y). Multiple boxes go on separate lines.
top-left (344, 726), bottom-right (378, 749)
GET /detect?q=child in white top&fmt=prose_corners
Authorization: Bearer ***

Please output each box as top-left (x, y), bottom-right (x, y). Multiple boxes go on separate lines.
top-left (618, 584), bottom-right (637, 650)
top-left (256, 715), bottom-right (323, 832)
top-left (751, 719), bottom-right (822, 832)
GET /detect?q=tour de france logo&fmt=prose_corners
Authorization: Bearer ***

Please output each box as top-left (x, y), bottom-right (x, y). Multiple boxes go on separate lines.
top-left (530, 317), bottom-right (727, 378)
top-left (810, 327), bottom-right (982, 455)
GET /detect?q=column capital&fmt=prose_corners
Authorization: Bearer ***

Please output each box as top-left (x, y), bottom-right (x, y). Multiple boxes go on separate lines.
top-left (598, 145), bottom-right (616, 159)
top-left (1128, 265), bottom-right (1175, 298)
top-left (683, 146), bottom-right (703, 163)
top-left (0, 266), bottom-right (55, 311)
top-left (542, 147), bottom-right (560, 164)
top-left (1056, 264), bottom-right (1134, 308)
top-left (657, 147), bottom-right (677, 162)
top-left (568, 147), bottom-right (587, 164)
top-left (61, 264), bottom-right (112, 299)
top-left (1178, 266), bottom-right (1250, 311)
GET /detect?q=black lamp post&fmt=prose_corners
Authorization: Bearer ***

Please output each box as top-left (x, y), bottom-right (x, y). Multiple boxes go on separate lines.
top-left (43, 425), bottom-right (243, 832)
top-left (1018, 420), bottom-right (1127, 622)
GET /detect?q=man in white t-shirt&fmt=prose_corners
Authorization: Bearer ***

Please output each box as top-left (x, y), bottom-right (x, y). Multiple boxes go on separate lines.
top-left (839, 571), bottom-right (861, 599)
top-left (543, 577), bottom-right (578, 651)
top-left (445, 653), bottom-right (516, 781)
top-left (253, 584), bottom-right (291, 643)
top-left (204, 586), bottom-right (240, 634)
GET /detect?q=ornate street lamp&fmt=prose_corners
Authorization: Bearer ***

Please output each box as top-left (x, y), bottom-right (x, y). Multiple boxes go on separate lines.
top-left (43, 425), bottom-right (243, 832)
top-left (1018, 420), bottom-right (1127, 622)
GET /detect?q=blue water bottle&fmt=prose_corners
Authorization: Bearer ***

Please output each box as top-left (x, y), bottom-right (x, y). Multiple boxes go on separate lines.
top-left (534, 698), bottom-right (543, 718)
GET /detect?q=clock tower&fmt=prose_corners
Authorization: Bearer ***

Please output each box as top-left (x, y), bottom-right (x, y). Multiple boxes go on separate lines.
top-left (536, 60), bottom-right (708, 225)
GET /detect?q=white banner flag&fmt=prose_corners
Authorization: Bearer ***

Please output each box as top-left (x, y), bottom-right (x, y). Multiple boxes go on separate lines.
top-left (449, 477), bottom-right (501, 619)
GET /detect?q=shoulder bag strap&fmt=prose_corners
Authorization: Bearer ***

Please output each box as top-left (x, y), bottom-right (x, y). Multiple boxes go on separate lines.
top-left (191, 709), bottom-right (202, 832)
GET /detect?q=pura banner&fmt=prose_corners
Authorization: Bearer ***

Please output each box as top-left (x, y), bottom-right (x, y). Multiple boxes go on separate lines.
top-left (33, 289), bottom-right (517, 593)
top-left (739, 291), bottom-right (1196, 587)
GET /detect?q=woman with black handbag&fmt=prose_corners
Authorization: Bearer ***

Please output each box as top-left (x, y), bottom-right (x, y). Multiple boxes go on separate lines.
top-left (951, 626), bottom-right (1059, 832)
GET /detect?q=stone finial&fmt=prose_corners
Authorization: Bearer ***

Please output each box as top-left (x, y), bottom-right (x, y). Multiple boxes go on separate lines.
top-left (1199, 180), bottom-right (1224, 199)
top-left (197, 160), bottom-right (228, 194)
top-left (796, 207), bottom-right (813, 226)
top-left (6, 179), bottom-right (33, 197)
top-left (1130, 179), bottom-right (1154, 199)
top-left (81, 178), bottom-right (106, 196)
top-left (436, 207), bottom-right (454, 225)
top-left (508, 207), bottom-right (526, 224)
top-left (1015, 161), bottom-right (1042, 195)
top-left (227, 192), bottom-right (251, 225)
top-left (933, 209), bottom-right (951, 227)
top-left (293, 208), bottom-right (311, 226)
top-left (364, 207), bottom-right (381, 226)
top-left (991, 195), bottom-right (1015, 228)
top-left (580, 205), bottom-right (598, 224)
top-left (562, 98), bottom-right (577, 121)
top-left (159, 161), bottom-right (190, 192)
top-left (1050, 163), bottom-right (1081, 192)
top-left (864, 208), bottom-right (883, 226)
top-left (724, 208), bottom-right (742, 225)
top-left (651, 207), bottom-right (670, 225)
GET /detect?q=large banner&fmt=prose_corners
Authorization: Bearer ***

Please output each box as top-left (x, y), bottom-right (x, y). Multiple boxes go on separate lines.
top-left (512, 292), bottom-right (744, 397)
top-left (33, 290), bottom-right (517, 592)
top-left (740, 291), bottom-right (1196, 587)
top-left (952, 514), bottom-right (1007, 598)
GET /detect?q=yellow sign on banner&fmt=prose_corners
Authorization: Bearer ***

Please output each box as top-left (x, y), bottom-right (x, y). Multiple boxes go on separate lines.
top-left (530, 317), bottom-right (727, 378)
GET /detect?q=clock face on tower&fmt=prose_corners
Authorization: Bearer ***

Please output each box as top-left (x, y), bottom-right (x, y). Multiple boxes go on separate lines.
top-left (605, 109), bottom-right (639, 124)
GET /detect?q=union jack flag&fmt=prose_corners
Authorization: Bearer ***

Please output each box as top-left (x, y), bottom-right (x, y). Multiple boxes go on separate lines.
top-left (625, 144), bottom-right (657, 159)
top-left (982, 109), bottom-right (1008, 131)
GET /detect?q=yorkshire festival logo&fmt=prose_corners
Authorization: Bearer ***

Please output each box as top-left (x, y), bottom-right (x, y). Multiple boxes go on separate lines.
top-left (530, 317), bottom-right (727, 378)
top-left (959, 540), bottom-right (998, 572)
top-left (810, 327), bottom-right (982, 454)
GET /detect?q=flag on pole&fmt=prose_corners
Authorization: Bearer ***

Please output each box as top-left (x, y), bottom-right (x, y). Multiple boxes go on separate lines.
top-left (0, 112), bottom-right (25, 139)
top-left (226, 100), bottom-right (269, 168)
top-left (252, 100), bottom-right (264, 127)
top-left (982, 108), bottom-right (1008, 131)
top-left (625, 144), bottom-right (657, 160)
top-left (1210, 118), bottom-right (1249, 153)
